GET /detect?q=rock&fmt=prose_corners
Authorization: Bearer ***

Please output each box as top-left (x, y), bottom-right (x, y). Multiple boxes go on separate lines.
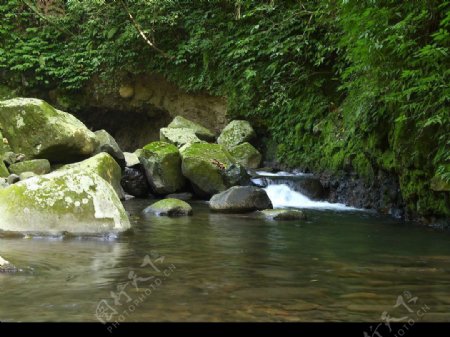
top-left (120, 166), bottom-right (150, 198)
top-left (0, 98), bottom-right (97, 163)
top-left (0, 170), bottom-right (131, 234)
top-left (19, 171), bottom-right (37, 181)
top-left (165, 192), bottom-right (194, 201)
top-left (229, 142), bottom-right (262, 169)
top-left (94, 130), bottom-right (126, 168)
top-left (259, 209), bottom-right (306, 221)
top-left (180, 143), bottom-right (248, 197)
top-left (119, 84), bottom-right (134, 99)
top-left (0, 160), bottom-right (8, 177)
top-left (143, 198), bottom-right (193, 216)
top-left (217, 120), bottom-right (256, 149)
top-left (2, 151), bottom-right (23, 166)
top-left (0, 256), bottom-right (17, 273)
top-left (7, 174), bottom-right (20, 185)
top-left (0, 177), bottom-right (8, 189)
top-left (8, 159), bottom-right (51, 175)
top-left (209, 186), bottom-right (273, 213)
top-left (160, 127), bottom-right (203, 148)
top-left (168, 116), bottom-right (215, 142)
top-left (139, 141), bottom-right (185, 195)
top-left (59, 153), bottom-right (125, 200)
top-left (124, 152), bottom-right (140, 167)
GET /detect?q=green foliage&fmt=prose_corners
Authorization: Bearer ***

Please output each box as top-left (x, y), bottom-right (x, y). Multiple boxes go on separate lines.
top-left (0, 0), bottom-right (449, 217)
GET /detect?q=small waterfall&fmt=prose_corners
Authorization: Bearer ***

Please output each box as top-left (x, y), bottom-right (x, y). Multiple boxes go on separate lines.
top-left (252, 171), bottom-right (359, 211)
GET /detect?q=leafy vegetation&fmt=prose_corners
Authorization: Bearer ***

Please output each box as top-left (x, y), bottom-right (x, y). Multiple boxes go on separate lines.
top-left (0, 0), bottom-right (449, 218)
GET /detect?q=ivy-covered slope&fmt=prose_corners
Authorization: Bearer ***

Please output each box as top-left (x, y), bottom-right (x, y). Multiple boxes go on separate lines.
top-left (0, 0), bottom-right (449, 219)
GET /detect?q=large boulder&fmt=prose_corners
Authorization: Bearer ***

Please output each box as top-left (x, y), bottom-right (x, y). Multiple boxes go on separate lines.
top-left (0, 170), bottom-right (131, 234)
top-left (0, 161), bottom-right (8, 177)
top-left (120, 166), bottom-right (150, 198)
top-left (229, 142), bottom-right (262, 169)
top-left (59, 152), bottom-right (125, 200)
top-left (160, 127), bottom-right (203, 148)
top-left (94, 130), bottom-right (126, 168)
top-left (8, 159), bottom-right (51, 175)
top-left (143, 198), bottom-right (192, 217)
top-left (217, 120), bottom-right (256, 149)
top-left (168, 116), bottom-right (215, 142)
top-left (209, 186), bottom-right (272, 213)
top-left (180, 143), bottom-right (248, 197)
top-left (0, 98), bottom-right (97, 163)
top-left (139, 141), bottom-right (185, 195)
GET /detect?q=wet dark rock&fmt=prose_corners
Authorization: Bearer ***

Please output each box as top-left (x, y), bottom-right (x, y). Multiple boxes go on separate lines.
top-left (120, 166), bottom-right (150, 198)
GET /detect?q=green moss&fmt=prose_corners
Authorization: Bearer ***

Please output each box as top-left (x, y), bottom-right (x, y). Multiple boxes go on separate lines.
top-left (229, 142), bottom-right (262, 169)
top-left (144, 198), bottom-right (192, 216)
top-left (143, 141), bottom-right (178, 157)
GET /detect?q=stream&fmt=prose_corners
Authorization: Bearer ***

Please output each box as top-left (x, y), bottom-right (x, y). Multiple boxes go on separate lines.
top-left (1, 172), bottom-right (450, 322)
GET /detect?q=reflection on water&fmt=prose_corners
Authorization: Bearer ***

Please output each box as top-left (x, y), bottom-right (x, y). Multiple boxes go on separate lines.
top-left (1, 199), bottom-right (450, 322)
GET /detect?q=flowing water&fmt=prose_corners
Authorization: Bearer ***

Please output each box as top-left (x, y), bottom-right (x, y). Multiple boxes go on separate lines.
top-left (1, 177), bottom-right (450, 322)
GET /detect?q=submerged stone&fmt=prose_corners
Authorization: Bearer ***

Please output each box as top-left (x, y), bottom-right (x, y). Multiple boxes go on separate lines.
top-left (143, 198), bottom-right (193, 216)
top-left (0, 171), bottom-right (131, 234)
top-left (260, 209), bottom-right (307, 221)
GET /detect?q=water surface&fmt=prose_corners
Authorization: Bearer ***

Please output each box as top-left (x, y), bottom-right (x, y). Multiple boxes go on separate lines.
top-left (1, 199), bottom-right (450, 322)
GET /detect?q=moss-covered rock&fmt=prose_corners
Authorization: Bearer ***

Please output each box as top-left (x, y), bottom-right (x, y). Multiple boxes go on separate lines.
top-left (8, 159), bottom-right (50, 175)
top-left (160, 127), bottom-right (203, 147)
top-left (209, 186), bottom-right (272, 213)
top-left (139, 141), bottom-right (185, 195)
top-left (259, 209), bottom-right (306, 221)
top-left (143, 198), bottom-right (192, 216)
top-left (0, 170), bottom-right (131, 234)
top-left (217, 120), bottom-right (256, 149)
top-left (59, 152), bottom-right (125, 200)
top-left (180, 142), bottom-right (248, 196)
top-left (19, 171), bottom-right (37, 181)
top-left (229, 142), bottom-right (262, 169)
top-left (0, 161), bottom-right (8, 177)
top-left (168, 116), bottom-right (215, 142)
top-left (94, 130), bottom-right (125, 168)
top-left (0, 98), bottom-right (97, 163)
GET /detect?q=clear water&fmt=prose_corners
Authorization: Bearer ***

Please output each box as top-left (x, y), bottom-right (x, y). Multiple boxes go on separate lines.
top-left (1, 199), bottom-right (450, 322)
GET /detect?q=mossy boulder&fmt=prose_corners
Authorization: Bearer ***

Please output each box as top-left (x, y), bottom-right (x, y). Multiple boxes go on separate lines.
top-left (8, 159), bottom-right (51, 175)
top-left (0, 98), bottom-right (97, 163)
top-left (0, 170), bottom-right (131, 234)
top-left (180, 143), bottom-right (248, 196)
top-left (217, 120), bottom-right (256, 149)
top-left (0, 161), bottom-right (8, 178)
top-left (209, 186), bottom-right (272, 213)
top-left (143, 198), bottom-right (193, 216)
top-left (94, 130), bottom-right (125, 168)
top-left (59, 152), bottom-right (125, 200)
top-left (168, 116), bottom-right (215, 142)
top-left (229, 142), bottom-right (262, 169)
top-left (139, 141), bottom-right (185, 195)
top-left (259, 209), bottom-right (306, 221)
top-left (160, 127), bottom-right (203, 148)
